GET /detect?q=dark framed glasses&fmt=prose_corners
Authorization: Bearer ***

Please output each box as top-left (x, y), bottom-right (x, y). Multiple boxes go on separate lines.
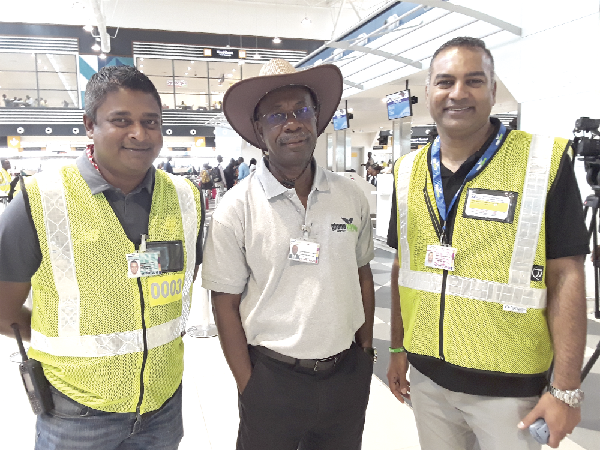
top-left (260, 106), bottom-right (317, 128)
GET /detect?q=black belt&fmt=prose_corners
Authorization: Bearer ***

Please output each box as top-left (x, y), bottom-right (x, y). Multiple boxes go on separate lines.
top-left (251, 345), bottom-right (351, 372)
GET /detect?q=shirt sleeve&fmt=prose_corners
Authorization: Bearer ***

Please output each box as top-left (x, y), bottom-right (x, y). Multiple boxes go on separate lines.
top-left (0, 190), bottom-right (43, 282)
top-left (201, 216), bottom-right (250, 295)
top-left (545, 151), bottom-right (590, 259)
top-left (355, 187), bottom-right (375, 268)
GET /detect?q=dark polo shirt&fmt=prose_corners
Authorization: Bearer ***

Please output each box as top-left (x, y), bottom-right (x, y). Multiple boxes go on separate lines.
top-left (0, 154), bottom-right (204, 282)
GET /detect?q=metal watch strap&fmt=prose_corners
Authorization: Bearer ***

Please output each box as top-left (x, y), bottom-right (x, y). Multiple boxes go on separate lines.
top-left (549, 384), bottom-right (584, 408)
top-left (362, 347), bottom-right (377, 362)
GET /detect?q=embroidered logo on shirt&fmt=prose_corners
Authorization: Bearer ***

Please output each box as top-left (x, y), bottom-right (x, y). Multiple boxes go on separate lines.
top-left (331, 218), bottom-right (358, 232)
top-left (531, 265), bottom-right (544, 282)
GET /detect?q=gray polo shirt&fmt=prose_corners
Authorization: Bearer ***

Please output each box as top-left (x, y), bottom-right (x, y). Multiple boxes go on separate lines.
top-left (202, 160), bottom-right (374, 359)
top-left (0, 154), bottom-right (204, 282)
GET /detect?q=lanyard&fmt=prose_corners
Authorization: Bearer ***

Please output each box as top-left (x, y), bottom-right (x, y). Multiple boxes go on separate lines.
top-left (431, 123), bottom-right (506, 231)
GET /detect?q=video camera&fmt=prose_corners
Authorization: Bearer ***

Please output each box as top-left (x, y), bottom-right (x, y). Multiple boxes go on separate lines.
top-left (573, 117), bottom-right (600, 186)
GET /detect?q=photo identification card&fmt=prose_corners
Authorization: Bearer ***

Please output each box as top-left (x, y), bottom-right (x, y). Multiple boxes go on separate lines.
top-left (127, 252), bottom-right (161, 278)
top-left (289, 239), bottom-right (320, 264)
top-left (463, 188), bottom-right (518, 223)
top-left (424, 245), bottom-right (457, 271)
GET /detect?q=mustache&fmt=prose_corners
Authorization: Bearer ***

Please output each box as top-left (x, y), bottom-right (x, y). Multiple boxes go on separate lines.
top-left (277, 133), bottom-right (311, 145)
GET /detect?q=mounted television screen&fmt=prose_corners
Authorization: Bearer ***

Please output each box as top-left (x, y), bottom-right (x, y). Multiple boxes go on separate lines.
top-left (332, 109), bottom-right (349, 131)
top-left (386, 89), bottom-right (412, 120)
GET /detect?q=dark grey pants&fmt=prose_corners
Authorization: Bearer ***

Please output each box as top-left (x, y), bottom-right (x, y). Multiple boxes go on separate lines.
top-left (237, 343), bottom-right (373, 450)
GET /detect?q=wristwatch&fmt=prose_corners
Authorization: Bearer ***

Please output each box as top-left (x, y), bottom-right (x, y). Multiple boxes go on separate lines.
top-left (362, 347), bottom-right (377, 362)
top-left (549, 384), bottom-right (584, 408)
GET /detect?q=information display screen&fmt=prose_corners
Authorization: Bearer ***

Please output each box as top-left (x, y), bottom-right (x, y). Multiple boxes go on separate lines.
top-left (332, 109), bottom-right (349, 131)
top-left (386, 89), bottom-right (412, 120)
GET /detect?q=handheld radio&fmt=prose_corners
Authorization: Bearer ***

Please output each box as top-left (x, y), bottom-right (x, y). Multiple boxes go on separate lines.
top-left (11, 323), bottom-right (53, 415)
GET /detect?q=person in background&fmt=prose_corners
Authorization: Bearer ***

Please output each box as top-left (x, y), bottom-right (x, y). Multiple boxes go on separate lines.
top-left (224, 158), bottom-right (236, 190)
top-left (237, 156), bottom-right (250, 181)
top-left (249, 158), bottom-right (257, 173)
top-left (0, 159), bottom-right (13, 194)
top-left (164, 156), bottom-right (174, 174)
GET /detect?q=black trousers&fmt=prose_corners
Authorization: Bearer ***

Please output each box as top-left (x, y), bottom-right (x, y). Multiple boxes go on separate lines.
top-left (237, 343), bottom-right (373, 450)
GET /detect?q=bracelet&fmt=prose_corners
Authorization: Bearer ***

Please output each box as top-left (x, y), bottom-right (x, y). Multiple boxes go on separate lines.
top-left (389, 346), bottom-right (406, 353)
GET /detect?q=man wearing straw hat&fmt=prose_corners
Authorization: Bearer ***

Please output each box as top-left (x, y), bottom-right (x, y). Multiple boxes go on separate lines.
top-left (202, 59), bottom-right (376, 449)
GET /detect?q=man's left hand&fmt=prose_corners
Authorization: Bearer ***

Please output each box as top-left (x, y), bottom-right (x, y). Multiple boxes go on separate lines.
top-left (518, 392), bottom-right (581, 448)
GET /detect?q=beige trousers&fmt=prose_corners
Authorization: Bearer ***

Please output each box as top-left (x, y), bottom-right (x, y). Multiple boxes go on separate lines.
top-left (410, 367), bottom-right (542, 450)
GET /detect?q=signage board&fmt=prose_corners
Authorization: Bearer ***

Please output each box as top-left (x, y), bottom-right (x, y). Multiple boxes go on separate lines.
top-left (167, 79), bottom-right (188, 87)
top-left (7, 136), bottom-right (20, 149)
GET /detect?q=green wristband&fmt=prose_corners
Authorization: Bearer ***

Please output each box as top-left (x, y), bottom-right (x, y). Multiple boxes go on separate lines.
top-left (389, 346), bottom-right (406, 353)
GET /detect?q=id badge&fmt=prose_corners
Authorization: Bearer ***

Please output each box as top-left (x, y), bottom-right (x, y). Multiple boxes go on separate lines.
top-left (424, 245), bottom-right (457, 271)
top-left (127, 251), bottom-right (161, 278)
top-left (289, 239), bottom-right (320, 264)
top-left (463, 188), bottom-right (518, 223)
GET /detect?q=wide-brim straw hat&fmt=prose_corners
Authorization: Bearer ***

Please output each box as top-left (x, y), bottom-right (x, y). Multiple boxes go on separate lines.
top-left (223, 59), bottom-right (343, 149)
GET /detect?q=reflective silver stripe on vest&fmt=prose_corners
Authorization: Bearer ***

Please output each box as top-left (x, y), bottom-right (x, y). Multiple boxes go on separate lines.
top-left (508, 135), bottom-right (554, 287)
top-left (397, 135), bottom-right (552, 309)
top-left (168, 175), bottom-right (198, 334)
top-left (37, 170), bottom-right (81, 338)
top-left (31, 317), bottom-right (181, 357)
top-left (398, 269), bottom-right (546, 309)
top-left (397, 150), bottom-right (420, 270)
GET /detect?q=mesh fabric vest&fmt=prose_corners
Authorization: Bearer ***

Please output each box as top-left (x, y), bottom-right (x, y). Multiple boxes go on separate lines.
top-left (394, 130), bottom-right (566, 375)
top-left (26, 165), bottom-right (202, 413)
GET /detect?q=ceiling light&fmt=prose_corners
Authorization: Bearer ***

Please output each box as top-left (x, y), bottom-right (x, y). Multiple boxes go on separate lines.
top-left (185, 73), bottom-right (188, 75)
top-left (191, 61), bottom-right (194, 64)
top-left (140, 58), bottom-right (144, 61)
top-left (83, 24), bottom-right (93, 32)
top-left (301, 16), bottom-right (311, 26)
top-left (91, 43), bottom-right (101, 51)
top-left (188, 67), bottom-right (191, 70)
top-left (232, 68), bottom-right (236, 72)
top-left (139, 64), bottom-right (143, 68)
top-left (226, 74), bottom-right (232, 78)
top-left (99, 53), bottom-right (107, 60)
top-left (272, 37), bottom-right (281, 44)
top-left (382, 98), bottom-right (387, 103)
top-left (238, 60), bottom-right (245, 65)
top-left (347, 108), bottom-right (353, 113)
top-left (254, 53), bottom-right (261, 59)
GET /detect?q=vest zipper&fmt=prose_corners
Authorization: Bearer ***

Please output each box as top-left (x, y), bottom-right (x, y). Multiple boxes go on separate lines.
top-left (133, 277), bottom-right (148, 433)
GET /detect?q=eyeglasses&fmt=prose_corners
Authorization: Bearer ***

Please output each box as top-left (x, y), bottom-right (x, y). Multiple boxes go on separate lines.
top-left (259, 106), bottom-right (317, 128)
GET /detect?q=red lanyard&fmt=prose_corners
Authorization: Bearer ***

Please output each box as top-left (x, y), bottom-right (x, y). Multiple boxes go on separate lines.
top-left (86, 144), bottom-right (100, 172)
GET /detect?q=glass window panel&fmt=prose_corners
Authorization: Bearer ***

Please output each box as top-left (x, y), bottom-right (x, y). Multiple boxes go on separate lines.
top-left (240, 62), bottom-right (262, 79)
top-left (0, 52), bottom-right (36, 71)
top-left (137, 58), bottom-right (172, 76)
top-left (174, 77), bottom-right (209, 95)
top-left (174, 60), bottom-right (207, 78)
top-left (148, 75), bottom-right (176, 93)
top-left (2, 90), bottom-right (40, 107)
top-left (0, 71), bottom-right (37, 90)
top-left (174, 95), bottom-right (209, 110)
top-left (38, 90), bottom-right (79, 108)
top-left (36, 54), bottom-right (77, 73)
top-left (208, 61), bottom-right (241, 80)
top-left (158, 93), bottom-right (175, 110)
top-left (38, 72), bottom-right (78, 91)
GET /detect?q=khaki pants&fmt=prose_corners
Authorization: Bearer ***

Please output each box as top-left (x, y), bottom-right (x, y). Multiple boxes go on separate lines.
top-left (410, 367), bottom-right (541, 450)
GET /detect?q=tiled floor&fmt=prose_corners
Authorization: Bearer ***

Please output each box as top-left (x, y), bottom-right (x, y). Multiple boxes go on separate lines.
top-left (0, 239), bottom-right (598, 449)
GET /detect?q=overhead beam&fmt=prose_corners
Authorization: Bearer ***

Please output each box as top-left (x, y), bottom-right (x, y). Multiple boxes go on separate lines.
top-left (417, 0), bottom-right (521, 35)
top-left (348, 0), bottom-right (362, 21)
top-left (327, 40), bottom-right (422, 69)
top-left (343, 79), bottom-right (363, 90)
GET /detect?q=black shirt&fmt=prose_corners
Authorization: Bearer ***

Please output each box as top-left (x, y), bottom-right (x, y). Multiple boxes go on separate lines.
top-left (386, 119), bottom-right (589, 397)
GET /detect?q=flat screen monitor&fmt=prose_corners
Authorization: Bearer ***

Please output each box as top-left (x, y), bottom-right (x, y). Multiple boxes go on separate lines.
top-left (332, 109), bottom-right (349, 131)
top-left (386, 89), bottom-right (412, 120)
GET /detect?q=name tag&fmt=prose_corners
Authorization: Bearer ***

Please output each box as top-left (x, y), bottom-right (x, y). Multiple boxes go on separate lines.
top-left (148, 273), bottom-right (184, 307)
top-left (424, 244), bottom-right (457, 272)
top-left (289, 239), bottom-right (320, 264)
top-left (463, 188), bottom-right (518, 223)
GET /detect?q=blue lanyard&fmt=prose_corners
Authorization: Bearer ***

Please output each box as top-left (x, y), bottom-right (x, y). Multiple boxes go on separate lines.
top-left (431, 123), bottom-right (506, 225)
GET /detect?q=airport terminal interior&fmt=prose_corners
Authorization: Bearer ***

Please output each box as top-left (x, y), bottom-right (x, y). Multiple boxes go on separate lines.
top-left (1, 1), bottom-right (600, 449)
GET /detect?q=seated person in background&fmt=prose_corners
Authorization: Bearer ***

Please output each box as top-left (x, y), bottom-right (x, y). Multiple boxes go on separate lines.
top-left (367, 165), bottom-right (382, 187)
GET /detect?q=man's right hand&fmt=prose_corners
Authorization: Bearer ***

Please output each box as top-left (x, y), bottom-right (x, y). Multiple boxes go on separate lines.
top-left (236, 368), bottom-right (253, 395)
top-left (387, 352), bottom-right (410, 403)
